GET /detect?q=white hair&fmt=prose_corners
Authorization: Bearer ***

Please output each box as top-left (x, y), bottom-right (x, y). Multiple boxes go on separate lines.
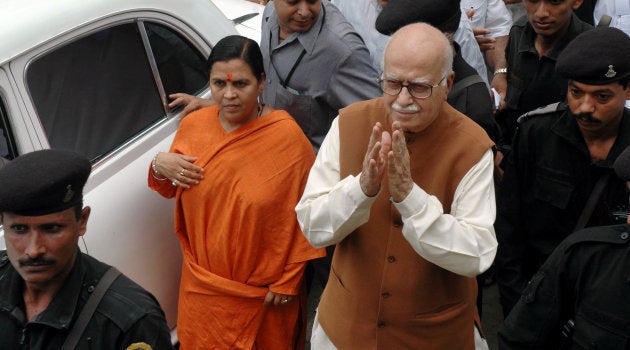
top-left (381, 22), bottom-right (454, 84)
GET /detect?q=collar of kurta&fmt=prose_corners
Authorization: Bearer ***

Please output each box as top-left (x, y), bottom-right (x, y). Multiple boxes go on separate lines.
top-left (518, 13), bottom-right (592, 60)
top-left (266, 2), bottom-right (326, 55)
top-left (0, 250), bottom-right (85, 330)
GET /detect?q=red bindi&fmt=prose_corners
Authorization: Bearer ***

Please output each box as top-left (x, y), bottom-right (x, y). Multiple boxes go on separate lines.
top-left (227, 73), bottom-right (233, 82)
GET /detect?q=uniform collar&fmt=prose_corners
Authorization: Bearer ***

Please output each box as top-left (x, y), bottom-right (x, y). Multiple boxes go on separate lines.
top-left (0, 250), bottom-right (85, 330)
top-left (0, 252), bottom-right (27, 323)
top-left (519, 13), bottom-right (592, 60)
top-left (552, 108), bottom-right (630, 167)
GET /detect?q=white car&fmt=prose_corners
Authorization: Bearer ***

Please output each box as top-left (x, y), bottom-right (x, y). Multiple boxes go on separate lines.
top-left (0, 0), bottom-right (262, 343)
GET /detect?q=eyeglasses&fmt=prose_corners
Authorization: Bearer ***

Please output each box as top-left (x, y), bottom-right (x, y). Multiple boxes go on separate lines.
top-left (377, 75), bottom-right (446, 99)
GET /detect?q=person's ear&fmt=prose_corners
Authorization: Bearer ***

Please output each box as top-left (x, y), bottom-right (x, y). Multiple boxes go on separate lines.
top-left (572, 0), bottom-right (584, 10)
top-left (259, 73), bottom-right (266, 94)
top-left (77, 206), bottom-right (91, 237)
top-left (443, 71), bottom-right (456, 100)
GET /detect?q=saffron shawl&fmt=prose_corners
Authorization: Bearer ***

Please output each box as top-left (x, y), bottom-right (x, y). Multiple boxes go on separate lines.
top-left (149, 106), bottom-right (323, 349)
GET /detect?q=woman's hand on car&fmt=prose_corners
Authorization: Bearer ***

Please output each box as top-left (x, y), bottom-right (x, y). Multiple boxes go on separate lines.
top-left (169, 93), bottom-right (215, 117)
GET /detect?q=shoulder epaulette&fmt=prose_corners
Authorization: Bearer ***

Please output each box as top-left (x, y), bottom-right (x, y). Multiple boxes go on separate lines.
top-left (561, 225), bottom-right (630, 252)
top-left (517, 102), bottom-right (566, 124)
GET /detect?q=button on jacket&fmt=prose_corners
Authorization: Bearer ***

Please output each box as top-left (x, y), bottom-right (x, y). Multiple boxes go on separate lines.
top-left (0, 251), bottom-right (173, 349)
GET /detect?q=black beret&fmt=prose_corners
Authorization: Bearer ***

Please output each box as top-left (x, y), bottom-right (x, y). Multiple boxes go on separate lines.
top-left (556, 27), bottom-right (630, 85)
top-left (376, 0), bottom-right (461, 35)
top-left (0, 149), bottom-right (91, 216)
top-left (614, 146), bottom-right (630, 182)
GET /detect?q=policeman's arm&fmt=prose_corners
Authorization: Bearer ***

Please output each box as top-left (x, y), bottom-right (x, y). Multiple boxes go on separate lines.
top-left (121, 310), bottom-right (175, 350)
top-left (498, 242), bottom-right (571, 349)
top-left (495, 129), bottom-right (530, 315)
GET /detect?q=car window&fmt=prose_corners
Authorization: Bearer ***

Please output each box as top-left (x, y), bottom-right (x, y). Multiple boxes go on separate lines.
top-left (26, 21), bottom-right (207, 162)
top-left (145, 22), bottom-right (208, 111)
top-left (0, 95), bottom-right (15, 165)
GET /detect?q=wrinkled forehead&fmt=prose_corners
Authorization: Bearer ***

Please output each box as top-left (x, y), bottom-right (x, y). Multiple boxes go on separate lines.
top-left (383, 49), bottom-right (443, 82)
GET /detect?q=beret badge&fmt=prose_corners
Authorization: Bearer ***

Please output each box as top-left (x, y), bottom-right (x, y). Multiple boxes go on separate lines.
top-left (63, 184), bottom-right (75, 203)
top-left (605, 65), bottom-right (617, 78)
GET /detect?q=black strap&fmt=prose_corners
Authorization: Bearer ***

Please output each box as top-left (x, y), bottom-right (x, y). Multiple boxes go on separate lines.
top-left (277, 49), bottom-right (306, 88)
top-left (573, 172), bottom-right (611, 232)
top-left (450, 74), bottom-right (485, 98)
top-left (61, 267), bottom-right (121, 350)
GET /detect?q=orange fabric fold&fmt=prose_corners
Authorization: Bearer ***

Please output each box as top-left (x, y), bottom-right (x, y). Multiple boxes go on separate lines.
top-left (149, 106), bottom-right (324, 349)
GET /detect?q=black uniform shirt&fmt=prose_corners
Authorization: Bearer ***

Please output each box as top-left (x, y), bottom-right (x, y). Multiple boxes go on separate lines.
top-left (0, 251), bottom-right (173, 349)
top-left (500, 14), bottom-right (592, 148)
top-left (495, 105), bottom-right (630, 313)
top-left (499, 224), bottom-right (630, 349)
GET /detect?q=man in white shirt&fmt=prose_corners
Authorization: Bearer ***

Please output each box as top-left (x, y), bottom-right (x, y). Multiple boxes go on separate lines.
top-left (296, 22), bottom-right (497, 349)
top-left (462, 0), bottom-right (513, 96)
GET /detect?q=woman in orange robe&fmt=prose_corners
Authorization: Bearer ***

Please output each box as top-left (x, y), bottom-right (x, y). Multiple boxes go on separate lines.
top-left (148, 35), bottom-right (324, 349)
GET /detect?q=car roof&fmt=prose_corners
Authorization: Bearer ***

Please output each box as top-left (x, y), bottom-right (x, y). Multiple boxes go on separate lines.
top-left (0, 0), bottom-right (236, 66)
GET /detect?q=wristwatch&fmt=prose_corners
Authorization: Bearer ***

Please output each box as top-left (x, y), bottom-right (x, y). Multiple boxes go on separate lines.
top-left (494, 68), bottom-right (508, 75)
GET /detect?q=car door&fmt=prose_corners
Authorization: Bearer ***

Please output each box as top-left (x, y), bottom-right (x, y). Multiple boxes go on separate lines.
top-left (3, 11), bottom-right (223, 333)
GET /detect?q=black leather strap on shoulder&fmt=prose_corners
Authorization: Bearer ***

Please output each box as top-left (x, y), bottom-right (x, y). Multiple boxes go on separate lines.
top-left (574, 173), bottom-right (611, 232)
top-left (61, 267), bottom-right (121, 350)
top-left (450, 74), bottom-right (485, 98)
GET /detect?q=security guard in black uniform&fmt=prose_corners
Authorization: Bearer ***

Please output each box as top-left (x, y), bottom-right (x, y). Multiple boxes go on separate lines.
top-left (0, 150), bottom-right (173, 349)
top-left (498, 144), bottom-right (630, 349)
top-left (495, 27), bottom-right (630, 316)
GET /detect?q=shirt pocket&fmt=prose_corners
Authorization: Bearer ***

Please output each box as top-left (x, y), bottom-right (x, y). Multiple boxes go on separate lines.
top-left (572, 301), bottom-right (630, 349)
top-left (505, 74), bottom-right (524, 110)
top-left (461, 0), bottom-right (488, 27)
top-left (533, 166), bottom-right (575, 210)
top-left (274, 86), bottom-right (313, 136)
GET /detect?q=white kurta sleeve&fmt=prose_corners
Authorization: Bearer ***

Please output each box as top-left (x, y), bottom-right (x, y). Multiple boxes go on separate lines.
top-left (394, 149), bottom-right (497, 278)
top-left (295, 118), bottom-right (377, 248)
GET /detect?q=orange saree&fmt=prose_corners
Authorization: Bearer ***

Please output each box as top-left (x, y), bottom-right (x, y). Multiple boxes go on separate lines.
top-left (148, 106), bottom-right (324, 349)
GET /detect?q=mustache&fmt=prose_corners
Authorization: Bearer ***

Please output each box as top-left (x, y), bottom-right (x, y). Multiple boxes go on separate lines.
top-left (573, 113), bottom-right (601, 124)
top-left (19, 256), bottom-right (55, 267)
top-left (391, 101), bottom-right (419, 113)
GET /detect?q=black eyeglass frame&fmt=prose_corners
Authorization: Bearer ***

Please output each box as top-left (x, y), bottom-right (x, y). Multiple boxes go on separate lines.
top-left (377, 75), bottom-right (447, 99)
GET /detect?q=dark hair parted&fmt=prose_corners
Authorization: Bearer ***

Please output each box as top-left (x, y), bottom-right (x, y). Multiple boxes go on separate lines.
top-left (207, 35), bottom-right (265, 82)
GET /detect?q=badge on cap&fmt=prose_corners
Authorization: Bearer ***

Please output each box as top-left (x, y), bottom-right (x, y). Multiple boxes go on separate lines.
top-left (605, 65), bottom-right (617, 78)
top-left (63, 185), bottom-right (74, 203)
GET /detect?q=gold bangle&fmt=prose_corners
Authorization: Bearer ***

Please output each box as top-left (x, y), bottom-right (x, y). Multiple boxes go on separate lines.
top-left (151, 153), bottom-right (167, 181)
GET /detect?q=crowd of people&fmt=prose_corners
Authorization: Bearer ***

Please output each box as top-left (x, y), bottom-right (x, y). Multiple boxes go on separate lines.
top-left (1, 0), bottom-right (630, 349)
